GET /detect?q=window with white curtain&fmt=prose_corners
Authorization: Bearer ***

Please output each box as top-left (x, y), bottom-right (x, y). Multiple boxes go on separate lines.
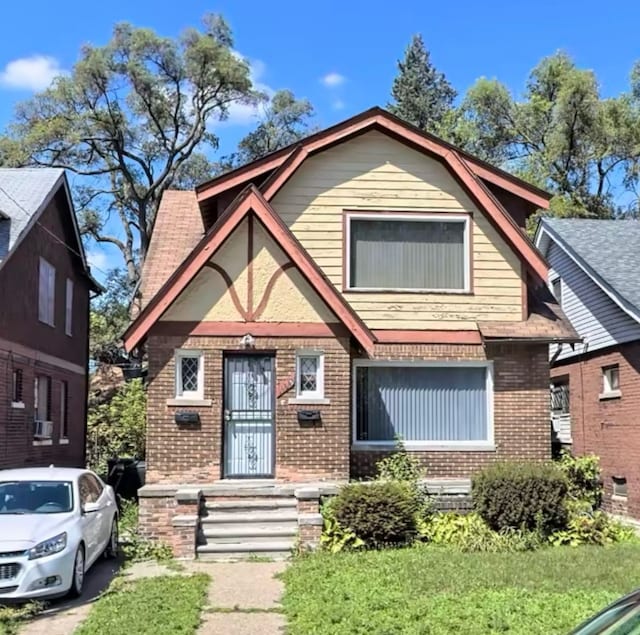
top-left (353, 362), bottom-right (492, 448)
top-left (347, 215), bottom-right (469, 292)
top-left (65, 278), bottom-right (74, 336)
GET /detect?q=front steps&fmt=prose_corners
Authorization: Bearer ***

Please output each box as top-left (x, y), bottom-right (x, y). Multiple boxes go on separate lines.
top-left (197, 492), bottom-right (298, 561)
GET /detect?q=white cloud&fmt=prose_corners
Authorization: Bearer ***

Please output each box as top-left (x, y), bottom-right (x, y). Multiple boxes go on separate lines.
top-left (321, 72), bottom-right (346, 88)
top-left (221, 53), bottom-right (274, 127)
top-left (86, 249), bottom-right (111, 274)
top-left (0, 55), bottom-right (67, 91)
top-left (332, 99), bottom-right (345, 111)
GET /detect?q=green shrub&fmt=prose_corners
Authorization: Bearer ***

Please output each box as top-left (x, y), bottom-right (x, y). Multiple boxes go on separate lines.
top-left (375, 438), bottom-right (432, 521)
top-left (332, 482), bottom-right (418, 549)
top-left (472, 461), bottom-right (569, 533)
top-left (319, 497), bottom-right (364, 553)
top-left (549, 511), bottom-right (637, 547)
top-left (419, 512), bottom-right (544, 553)
top-left (556, 451), bottom-right (603, 510)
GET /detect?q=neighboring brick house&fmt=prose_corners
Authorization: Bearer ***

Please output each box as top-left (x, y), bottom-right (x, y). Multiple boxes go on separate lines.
top-left (536, 218), bottom-right (640, 519)
top-left (0, 169), bottom-right (100, 469)
top-left (124, 108), bottom-right (578, 556)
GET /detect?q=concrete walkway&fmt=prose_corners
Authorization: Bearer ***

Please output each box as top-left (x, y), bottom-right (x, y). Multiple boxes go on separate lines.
top-left (18, 559), bottom-right (287, 635)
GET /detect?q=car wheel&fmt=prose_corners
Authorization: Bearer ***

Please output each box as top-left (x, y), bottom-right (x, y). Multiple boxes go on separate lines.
top-left (104, 517), bottom-right (119, 559)
top-left (67, 545), bottom-right (85, 598)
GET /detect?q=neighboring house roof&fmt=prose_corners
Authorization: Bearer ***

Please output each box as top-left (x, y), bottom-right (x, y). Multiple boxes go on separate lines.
top-left (124, 185), bottom-right (376, 354)
top-left (0, 168), bottom-right (65, 262)
top-left (196, 107), bottom-right (551, 210)
top-left (536, 218), bottom-right (640, 323)
top-left (0, 167), bottom-right (101, 291)
top-left (138, 190), bottom-right (204, 309)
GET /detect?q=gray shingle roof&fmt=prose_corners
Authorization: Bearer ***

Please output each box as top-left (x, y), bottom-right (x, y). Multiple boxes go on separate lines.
top-left (541, 218), bottom-right (640, 316)
top-left (0, 168), bottom-right (64, 262)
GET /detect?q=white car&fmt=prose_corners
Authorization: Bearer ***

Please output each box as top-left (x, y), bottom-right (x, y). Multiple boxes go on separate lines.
top-left (0, 467), bottom-right (118, 600)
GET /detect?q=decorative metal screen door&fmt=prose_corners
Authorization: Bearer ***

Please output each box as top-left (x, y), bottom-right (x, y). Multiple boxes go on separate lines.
top-left (223, 354), bottom-right (275, 478)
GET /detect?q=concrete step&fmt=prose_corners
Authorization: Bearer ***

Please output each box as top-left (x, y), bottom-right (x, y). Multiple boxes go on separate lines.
top-left (203, 525), bottom-right (297, 541)
top-left (196, 540), bottom-right (293, 561)
top-left (200, 510), bottom-right (298, 525)
top-left (204, 498), bottom-right (297, 513)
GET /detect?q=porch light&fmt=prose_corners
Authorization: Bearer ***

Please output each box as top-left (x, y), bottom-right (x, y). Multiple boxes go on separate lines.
top-left (241, 333), bottom-right (255, 348)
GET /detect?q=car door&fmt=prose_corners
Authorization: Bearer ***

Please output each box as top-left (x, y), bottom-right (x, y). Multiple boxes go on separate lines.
top-left (78, 474), bottom-right (102, 565)
top-left (87, 474), bottom-right (114, 552)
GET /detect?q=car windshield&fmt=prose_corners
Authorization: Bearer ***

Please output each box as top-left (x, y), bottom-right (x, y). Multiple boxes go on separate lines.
top-left (0, 481), bottom-right (74, 514)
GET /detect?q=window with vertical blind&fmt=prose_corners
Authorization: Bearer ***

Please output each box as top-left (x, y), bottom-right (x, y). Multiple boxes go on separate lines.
top-left (38, 258), bottom-right (56, 326)
top-left (60, 380), bottom-right (69, 439)
top-left (353, 361), bottom-right (493, 448)
top-left (34, 375), bottom-right (52, 421)
top-left (347, 214), bottom-right (469, 292)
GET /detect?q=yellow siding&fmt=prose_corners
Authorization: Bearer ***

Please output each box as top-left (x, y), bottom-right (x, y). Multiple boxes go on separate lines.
top-left (160, 217), bottom-right (338, 324)
top-left (271, 130), bottom-right (523, 328)
top-left (252, 220), bottom-right (338, 323)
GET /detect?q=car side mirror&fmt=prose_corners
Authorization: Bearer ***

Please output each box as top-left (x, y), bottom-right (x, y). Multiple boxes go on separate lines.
top-left (82, 501), bottom-right (100, 514)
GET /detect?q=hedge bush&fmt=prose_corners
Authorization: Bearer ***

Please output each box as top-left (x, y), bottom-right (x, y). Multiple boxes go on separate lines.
top-left (332, 481), bottom-right (418, 548)
top-left (472, 462), bottom-right (568, 533)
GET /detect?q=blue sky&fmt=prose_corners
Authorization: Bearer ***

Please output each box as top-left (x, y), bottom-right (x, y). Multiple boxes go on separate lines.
top-left (0, 0), bottom-right (638, 275)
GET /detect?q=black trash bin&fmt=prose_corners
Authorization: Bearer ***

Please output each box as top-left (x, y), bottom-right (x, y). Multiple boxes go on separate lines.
top-left (106, 457), bottom-right (146, 501)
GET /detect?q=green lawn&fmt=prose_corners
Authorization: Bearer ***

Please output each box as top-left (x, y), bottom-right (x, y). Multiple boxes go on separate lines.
top-left (282, 544), bottom-right (640, 634)
top-left (75, 574), bottom-right (209, 635)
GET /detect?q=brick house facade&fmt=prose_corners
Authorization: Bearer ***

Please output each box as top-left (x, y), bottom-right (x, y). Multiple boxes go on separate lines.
top-left (125, 109), bottom-right (578, 553)
top-left (537, 218), bottom-right (640, 520)
top-left (0, 169), bottom-right (99, 469)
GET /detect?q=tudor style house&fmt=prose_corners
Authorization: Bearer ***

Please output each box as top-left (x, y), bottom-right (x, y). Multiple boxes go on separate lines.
top-left (536, 219), bottom-right (640, 520)
top-left (125, 108), bottom-right (578, 557)
top-left (0, 168), bottom-right (100, 469)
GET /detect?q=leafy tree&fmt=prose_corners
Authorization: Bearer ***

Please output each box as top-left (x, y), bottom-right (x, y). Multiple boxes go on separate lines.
top-left (0, 15), bottom-right (261, 288)
top-left (388, 34), bottom-right (456, 134)
top-left (90, 269), bottom-right (132, 365)
top-left (86, 378), bottom-right (146, 475)
top-left (222, 89), bottom-right (316, 169)
top-left (450, 52), bottom-right (640, 218)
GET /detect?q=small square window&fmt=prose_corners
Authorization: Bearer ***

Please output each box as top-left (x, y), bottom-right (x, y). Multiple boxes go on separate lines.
top-left (612, 476), bottom-right (628, 498)
top-left (602, 364), bottom-right (620, 396)
top-left (175, 350), bottom-right (203, 399)
top-left (296, 352), bottom-right (324, 399)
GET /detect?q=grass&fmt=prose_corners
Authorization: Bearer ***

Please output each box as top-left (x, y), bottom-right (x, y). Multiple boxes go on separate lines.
top-left (75, 574), bottom-right (210, 635)
top-left (0, 602), bottom-right (43, 635)
top-left (282, 544), bottom-right (640, 634)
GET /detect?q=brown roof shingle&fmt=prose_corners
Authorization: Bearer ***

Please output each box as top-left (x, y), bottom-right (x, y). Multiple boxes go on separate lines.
top-left (478, 287), bottom-right (581, 343)
top-left (139, 190), bottom-right (204, 309)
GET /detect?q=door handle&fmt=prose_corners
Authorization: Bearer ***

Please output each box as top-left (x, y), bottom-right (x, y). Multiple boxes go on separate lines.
top-left (224, 409), bottom-right (231, 422)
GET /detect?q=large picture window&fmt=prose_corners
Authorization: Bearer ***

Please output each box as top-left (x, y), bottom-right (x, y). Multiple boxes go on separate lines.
top-left (353, 361), bottom-right (492, 448)
top-left (347, 214), bottom-right (469, 292)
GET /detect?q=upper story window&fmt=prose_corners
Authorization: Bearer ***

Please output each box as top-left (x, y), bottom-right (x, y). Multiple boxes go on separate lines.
top-left (175, 350), bottom-right (204, 399)
top-left (346, 214), bottom-right (470, 292)
top-left (38, 258), bottom-right (56, 326)
top-left (65, 279), bottom-right (74, 336)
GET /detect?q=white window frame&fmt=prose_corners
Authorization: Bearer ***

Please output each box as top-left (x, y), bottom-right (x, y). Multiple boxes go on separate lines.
top-left (38, 257), bottom-right (56, 326)
top-left (351, 359), bottom-right (494, 451)
top-left (295, 350), bottom-right (325, 400)
top-left (65, 278), bottom-right (73, 336)
top-left (174, 349), bottom-right (204, 400)
top-left (345, 213), bottom-right (471, 293)
top-left (601, 364), bottom-right (621, 399)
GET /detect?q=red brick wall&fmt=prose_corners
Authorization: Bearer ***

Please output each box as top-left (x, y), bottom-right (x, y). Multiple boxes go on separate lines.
top-left (351, 342), bottom-right (551, 478)
top-left (551, 341), bottom-right (640, 518)
top-left (145, 332), bottom-right (351, 483)
top-left (0, 351), bottom-right (85, 469)
top-left (146, 332), bottom-right (550, 484)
